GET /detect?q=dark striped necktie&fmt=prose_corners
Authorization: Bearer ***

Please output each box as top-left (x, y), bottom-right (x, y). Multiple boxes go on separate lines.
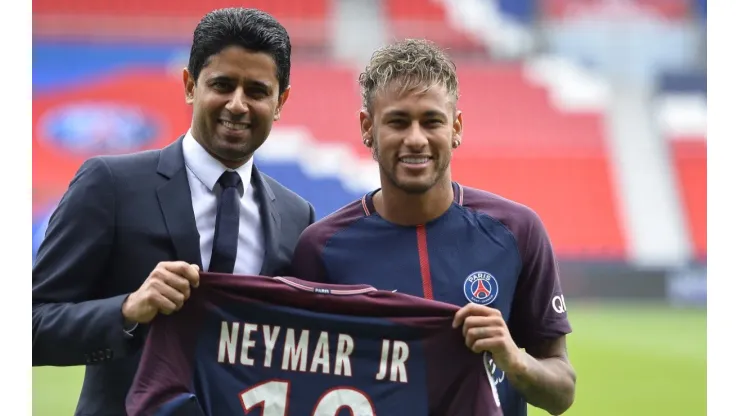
top-left (208, 170), bottom-right (241, 273)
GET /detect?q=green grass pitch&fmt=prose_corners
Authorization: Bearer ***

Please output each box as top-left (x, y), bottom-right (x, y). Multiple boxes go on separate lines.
top-left (32, 302), bottom-right (706, 415)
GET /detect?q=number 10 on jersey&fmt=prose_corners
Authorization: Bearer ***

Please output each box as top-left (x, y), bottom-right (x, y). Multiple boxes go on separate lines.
top-left (240, 380), bottom-right (376, 415)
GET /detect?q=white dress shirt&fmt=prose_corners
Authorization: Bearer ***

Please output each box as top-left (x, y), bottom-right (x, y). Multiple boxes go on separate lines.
top-left (182, 130), bottom-right (265, 275)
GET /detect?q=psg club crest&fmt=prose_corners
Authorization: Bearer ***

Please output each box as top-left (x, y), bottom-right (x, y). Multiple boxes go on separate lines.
top-left (38, 102), bottom-right (160, 155)
top-left (463, 271), bottom-right (499, 306)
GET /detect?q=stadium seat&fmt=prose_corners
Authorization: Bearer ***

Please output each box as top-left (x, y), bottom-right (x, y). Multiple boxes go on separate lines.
top-left (282, 62), bottom-right (626, 259)
top-left (540, 0), bottom-right (691, 21)
top-left (383, 0), bottom-right (487, 55)
top-left (669, 139), bottom-right (706, 259)
top-left (656, 71), bottom-right (706, 260)
top-left (32, 43), bottom-right (627, 260)
top-left (452, 65), bottom-right (625, 259)
top-left (32, 0), bottom-right (330, 49)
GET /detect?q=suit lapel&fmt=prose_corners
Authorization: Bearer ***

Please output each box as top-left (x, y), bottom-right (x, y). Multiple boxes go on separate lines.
top-left (155, 137), bottom-right (203, 268)
top-left (252, 165), bottom-right (281, 275)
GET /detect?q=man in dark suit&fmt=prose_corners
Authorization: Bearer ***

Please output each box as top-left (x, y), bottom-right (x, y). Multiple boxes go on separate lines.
top-left (32, 8), bottom-right (315, 415)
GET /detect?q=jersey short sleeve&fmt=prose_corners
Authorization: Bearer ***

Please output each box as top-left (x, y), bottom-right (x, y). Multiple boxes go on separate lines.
top-left (507, 209), bottom-right (572, 350)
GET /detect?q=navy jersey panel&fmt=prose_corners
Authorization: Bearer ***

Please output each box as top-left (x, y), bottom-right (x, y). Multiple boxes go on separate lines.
top-left (290, 182), bottom-right (573, 416)
top-left (153, 394), bottom-right (205, 416)
top-left (192, 300), bottom-right (430, 415)
top-left (126, 273), bottom-right (502, 416)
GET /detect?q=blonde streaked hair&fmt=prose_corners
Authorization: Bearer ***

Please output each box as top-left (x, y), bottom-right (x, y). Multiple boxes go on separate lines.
top-left (358, 39), bottom-right (459, 113)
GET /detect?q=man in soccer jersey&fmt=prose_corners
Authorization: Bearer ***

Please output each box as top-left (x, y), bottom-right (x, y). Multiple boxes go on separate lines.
top-left (291, 39), bottom-right (576, 416)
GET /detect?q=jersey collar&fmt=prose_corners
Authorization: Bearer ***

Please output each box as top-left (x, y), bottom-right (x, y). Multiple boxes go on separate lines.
top-left (361, 181), bottom-right (463, 217)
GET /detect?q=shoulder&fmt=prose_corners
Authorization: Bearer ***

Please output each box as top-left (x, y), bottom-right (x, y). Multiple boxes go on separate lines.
top-left (94, 147), bottom-right (162, 171)
top-left (75, 148), bottom-right (163, 190)
top-left (69, 148), bottom-right (163, 190)
top-left (459, 184), bottom-right (548, 245)
top-left (461, 185), bottom-right (542, 226)
top-left (297, 198), bottom-right (368, 250)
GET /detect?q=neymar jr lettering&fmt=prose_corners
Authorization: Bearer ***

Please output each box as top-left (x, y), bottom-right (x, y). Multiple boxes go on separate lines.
top-left (217, 321), bottom-right (410, 384)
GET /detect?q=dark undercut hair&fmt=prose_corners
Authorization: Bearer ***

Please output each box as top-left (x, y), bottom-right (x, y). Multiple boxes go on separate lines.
top-left (187, 7), bottom-right (291, 94)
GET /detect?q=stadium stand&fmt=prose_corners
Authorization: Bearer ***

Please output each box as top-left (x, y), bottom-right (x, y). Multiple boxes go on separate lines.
top-left (656, 71), bottom-right (707, 260)
top-left (32, 0), bottom-right (330, 49)
top-left (383, 0), bottom-right (488, 56)
top-left (284, 57), bottom-right (625, 258)
top-left (540, 0), bottom-right (692, 20)
top-left (31, 0), bottom-right (705, 265)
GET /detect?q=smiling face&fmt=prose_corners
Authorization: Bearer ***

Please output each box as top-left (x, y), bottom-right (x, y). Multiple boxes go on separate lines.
top-left (183, 44), bottom-right (290, 168)
top-left (361, 83), bottom-right (462, 195)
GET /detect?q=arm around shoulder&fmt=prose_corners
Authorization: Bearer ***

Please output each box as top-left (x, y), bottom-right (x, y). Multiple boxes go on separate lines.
top-left (33, 157), bottom-right (139, 366)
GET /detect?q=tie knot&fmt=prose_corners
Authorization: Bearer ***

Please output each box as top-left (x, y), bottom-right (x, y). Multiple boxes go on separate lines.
top-left (218, 171), bottom-right (242, 189)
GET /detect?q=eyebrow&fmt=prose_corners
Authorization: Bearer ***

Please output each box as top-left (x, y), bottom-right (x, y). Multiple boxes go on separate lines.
top-left (383, 109), bottom-right (448, 119)
top-left (209, 75), bottom-right (271, 90)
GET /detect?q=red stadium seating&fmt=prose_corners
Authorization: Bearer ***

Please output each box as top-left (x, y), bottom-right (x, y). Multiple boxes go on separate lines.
top-left (33, 0), bottom-right (327, 18)
top-left (669, 139), bottom-right (707, 259)
top-left (541, 0), bottom-right (691, 21)
top-left (383, 0), bottom-right (487, 55)
top-left (282, 62), bottom-right (626, 259)
top-left (32, 69), bottom-right (191, 206)
top-left (32, 0), bottom-right (330, 49)
top-left (453, 65), bottom-right (624, 259)
top-left (32, 55), bottom-right (626, 259)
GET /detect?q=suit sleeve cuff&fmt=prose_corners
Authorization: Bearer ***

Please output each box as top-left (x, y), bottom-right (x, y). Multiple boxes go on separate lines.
top-left (108, 293), bottom-right (144, 356)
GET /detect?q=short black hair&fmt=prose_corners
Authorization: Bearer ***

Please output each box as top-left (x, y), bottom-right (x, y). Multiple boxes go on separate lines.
top-left (188, 7), bottom-right (291, 94)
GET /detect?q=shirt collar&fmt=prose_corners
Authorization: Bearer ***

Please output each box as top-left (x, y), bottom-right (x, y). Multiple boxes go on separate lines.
top-left (182, 129), bottom-right (254, 192)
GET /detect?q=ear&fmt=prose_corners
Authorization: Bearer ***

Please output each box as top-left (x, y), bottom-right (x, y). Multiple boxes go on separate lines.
top-left (452, 109), bottom-right (463, 148)
top-left (183, 68), bottom-right (195, 105)
top-left (360, 109), bottom-right (373, 148)
top-left (274, 85), bottom-right (291, 121)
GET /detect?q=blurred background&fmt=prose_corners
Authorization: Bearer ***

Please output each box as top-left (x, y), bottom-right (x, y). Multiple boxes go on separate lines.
top-left (32, 0), bottom-right (707, 415)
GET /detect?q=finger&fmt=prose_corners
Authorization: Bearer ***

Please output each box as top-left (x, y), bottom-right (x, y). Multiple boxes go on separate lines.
top-left (152, 279), bottom-right (187, 310)
top-left (188, 264), bottom-right (200, 288)
top-left (165, 262), bottom-right (201, 288)
top-left (155, 270), bottom-right (192, 299)
top-left (470, 338), bottom-right (501, 354)
top-left (157, 261), bottom-right (190, 273)
top-left (452, 303), bottom-right (477, 328)
top-left (462, 316), bottom-right (501, 336)
top-left (465, 325), bottom-right (495, 347)
top-left (453, 304), bottom-right (499, 328)
top-left (152, 292), bottom-right (179, 315)
top-left (189, 264), bottom-right (200, 288)
top-left (474, 333), bottom-right (513, 354)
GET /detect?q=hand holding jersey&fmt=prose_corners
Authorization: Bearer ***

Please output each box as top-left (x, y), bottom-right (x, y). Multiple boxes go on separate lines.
top-left (453, 304), bottom-right (524, 374)
top-left (122, 261), bottom-right (201, 325)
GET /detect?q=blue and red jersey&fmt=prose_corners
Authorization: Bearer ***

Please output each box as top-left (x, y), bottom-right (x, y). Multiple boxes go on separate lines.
top-left (290, 182), bottom-right (573, 416)
top-left (126, 272), bottom-right (502, 416)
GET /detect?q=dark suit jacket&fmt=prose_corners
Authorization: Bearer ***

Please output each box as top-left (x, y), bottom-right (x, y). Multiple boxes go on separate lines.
top-left (32, 136), bottom-right (315, 415)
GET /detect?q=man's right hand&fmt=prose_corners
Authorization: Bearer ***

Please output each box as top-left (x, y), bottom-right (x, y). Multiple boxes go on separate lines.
top-left (122, 261), bottom-right (201, 325)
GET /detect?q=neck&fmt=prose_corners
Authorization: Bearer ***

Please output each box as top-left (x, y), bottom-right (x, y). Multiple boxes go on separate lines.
top-left (190, 127), bottom-right (252, 170)
top-left (373, 176), bottom-right (454, 226)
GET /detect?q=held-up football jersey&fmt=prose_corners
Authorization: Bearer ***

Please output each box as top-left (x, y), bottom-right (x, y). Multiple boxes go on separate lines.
top-left (290, 182), bottom-right (573, 416)
top-left (126, 272), bottom-right (502, 416)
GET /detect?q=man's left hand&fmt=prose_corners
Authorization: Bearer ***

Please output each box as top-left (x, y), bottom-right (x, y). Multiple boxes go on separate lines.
top-left (452, 303), bottom-right (525, 375)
